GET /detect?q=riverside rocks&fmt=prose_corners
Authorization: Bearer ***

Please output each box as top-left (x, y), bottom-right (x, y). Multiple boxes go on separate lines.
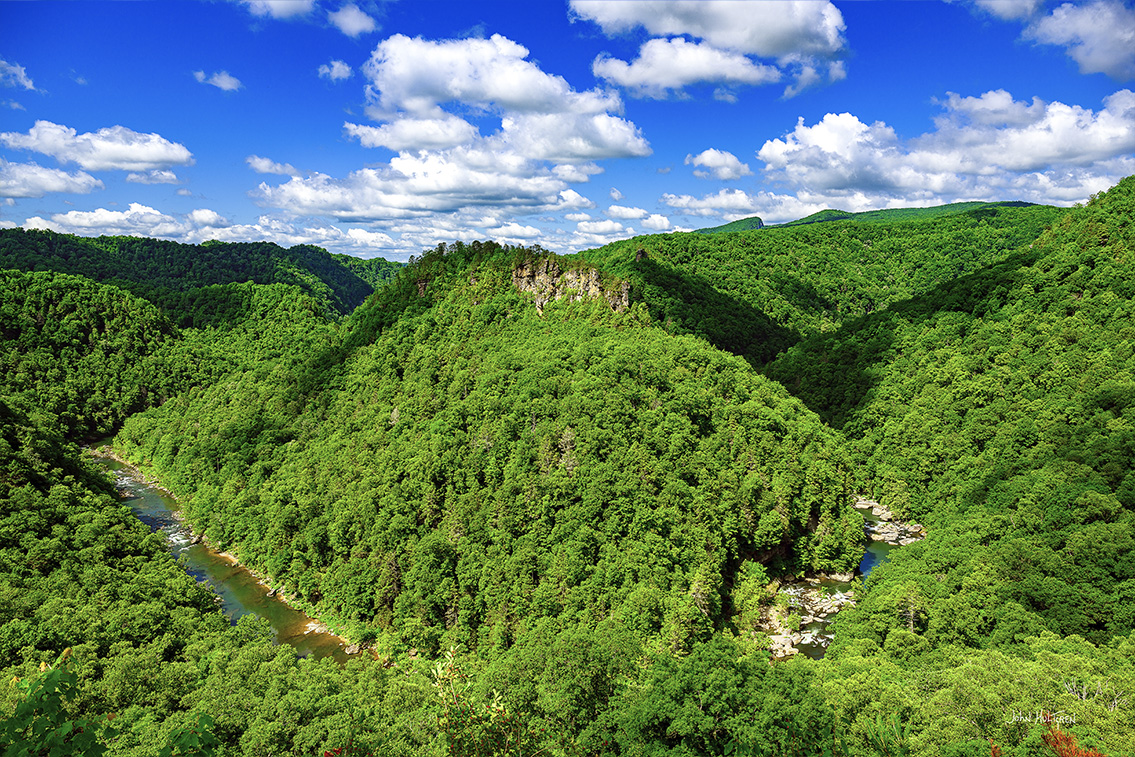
top-left (854, 497), bottom-right (926, 546)
top-left (765, 497), bottom-right (927, 659)
top-left (764, 584), bottom-right (857, 658)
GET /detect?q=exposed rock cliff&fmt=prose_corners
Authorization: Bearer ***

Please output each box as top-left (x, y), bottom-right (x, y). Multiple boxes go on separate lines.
top-left (511, 257), bottom-right (630, 315)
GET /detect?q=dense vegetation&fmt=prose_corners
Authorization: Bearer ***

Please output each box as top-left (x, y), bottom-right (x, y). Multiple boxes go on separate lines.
top-left (767, 175), bottom-right (1135, 669)
top-left (2, 180), bottom-right (1134, 756)
top-left (331, 253), bottom-right (403, 289)
top-left (116, 241), bottom-right (864, 657)
top-left (0, 270), bottom-right (191, 439)
top-left (778, 201), bottom-right (1039, 228)
top-left (695, 216), bottom-right (764, 234)
top-left (580, 203), bottom-right (1063, 365)
top-left (0, 230), bottom-right (388, 324)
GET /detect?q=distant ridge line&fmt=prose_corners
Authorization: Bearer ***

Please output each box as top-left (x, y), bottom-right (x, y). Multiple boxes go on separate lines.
top-left (694, 200), bottom-right (1041, 234)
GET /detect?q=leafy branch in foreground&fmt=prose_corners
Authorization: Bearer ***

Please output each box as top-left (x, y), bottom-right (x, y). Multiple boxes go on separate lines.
top-left (1, 647), bottom-right (223, 757)
top-left (434, 648), bottom-right (549, 757)
top-left (1, 648), bottom-right (116, 757)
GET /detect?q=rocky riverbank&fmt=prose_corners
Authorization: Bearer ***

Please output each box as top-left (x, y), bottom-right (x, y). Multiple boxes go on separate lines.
top-left (90, 446), bottom-right (365, 660)
top-left (854, 497), bottom-right (926, 546)
top-left (761, 497), bottom-right (928, 659)
top-left (764, 582), bottom-right (857, 658)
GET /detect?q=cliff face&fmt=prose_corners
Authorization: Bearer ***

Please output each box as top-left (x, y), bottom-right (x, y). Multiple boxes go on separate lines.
top-left (511, 257), bottom-right (629, 315)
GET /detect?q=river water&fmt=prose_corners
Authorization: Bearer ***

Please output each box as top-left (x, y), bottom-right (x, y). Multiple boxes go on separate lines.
top-left (793, 511), bottom-right (903, 660)
top-left (858, 530), bottom-right (900, 577)
top-left (98, 450), bottom-right (902, 665)
top-left (96, 455), bottom-right (352, 663)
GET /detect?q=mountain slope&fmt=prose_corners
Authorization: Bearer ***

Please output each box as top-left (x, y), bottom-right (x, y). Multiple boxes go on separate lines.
top-left (764, 176), bottom-right (1135, 653)
top-left (0, 269), bottom-right (197, 438)
top-left (116, 242), bottom-right (865, 657)
top-left (777, 200), bottom-right (1038, 227)
top-left (0, 229), bottom-right (388, 323)
top-left (695, 216), bottom-right (765, 233)
top-left (578, 203), bottom-right (1065, 366)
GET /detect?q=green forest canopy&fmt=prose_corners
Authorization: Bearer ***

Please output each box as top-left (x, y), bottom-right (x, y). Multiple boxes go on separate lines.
top-left (2, 182), bottom-right (1134, 756)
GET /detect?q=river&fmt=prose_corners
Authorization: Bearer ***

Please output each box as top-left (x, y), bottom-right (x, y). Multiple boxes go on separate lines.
top-left (95, 455), bottom-right (353, 663)
top-left (99, 451), bottom-right (902, 665)
top-left (793, 510), bottom-right (905, 660)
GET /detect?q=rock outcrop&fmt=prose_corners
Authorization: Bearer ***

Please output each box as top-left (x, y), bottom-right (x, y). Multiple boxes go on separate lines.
top-left (512, 257), bottom-right (630, 315)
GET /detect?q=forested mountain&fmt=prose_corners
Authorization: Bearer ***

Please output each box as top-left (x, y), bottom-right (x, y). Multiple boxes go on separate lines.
top-left (115, 241), bottom-right (865, 656)
top-left (695, 216), bottom-right (765, 233)
top-left (2, 179), bottom-right (1133, 756)
top-left (0, 229), bottom-right (390, 324)
top-left (778, 201), bottom-right (1039, 228)
top-left (766, 176), bottom-right (1135, 641)
top-left (693, 201), bottom-right (1038, 235)
top-left (331, 252), bottom-right (403, 289)
top-left (0, 270), bottom-right (201, 438)
top-left (580, 203), bottom-right (1064, 365)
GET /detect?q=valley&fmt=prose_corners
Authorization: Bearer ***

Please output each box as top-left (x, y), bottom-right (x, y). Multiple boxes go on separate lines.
top-left (2, 178), bottom-right (1134, 755)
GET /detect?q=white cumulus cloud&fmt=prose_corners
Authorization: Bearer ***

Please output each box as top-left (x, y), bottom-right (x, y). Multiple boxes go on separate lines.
top-left (486, 221), bottom-right (543, 240)
top-left (662, 188), bottom-right (759, 217)
top-left (570, 0), bottom-right (846, 58)
top-left (254, 148), bottom-right (571, 221)
top-left (496, 112), bottom-right (650, 163)
top-left (1026, 0), bottom-right (1135, 80)
top-left (349, 34), bottom-right (649, 159)
top-left (973, 0), bottom-right (1043, 20)
top-left (364, 34), bottom-right (623, 120)
top-left (606, 204), bottom-right (648, 219)
top-left (753, 87), bottom-right (1135, 210)
top-left (593, 38), bottom-right (780, 98)
top-left (577, 219), bottom-right (626, 234)
top-left (318, 60), bottom-right (353, 81)
top-left (571, 217), bottom-right (634, 248)
top-left (557, 189), bottom-right (596, 210)
top-left (641, 213), bottom-right (672, 230)
top-left (346, 227), bottom-right (395, 247)
top-left (188, 208), bottom-right (229, 227)
top-left (255, 33), bottom-right (648, 231)
top-left (552, 162), bottom-right (602, 183)
top-left (19, 199), bottom-right (403, 255)
top-left (194, 70), bottom-right (243, 91)
top-left (345, 116), bottom-right (477, 151)
top-left (0, 120), bottom-right (194, 172)
top-left (241, 0), bottom-right (315, 19)
top-left (329, 4), bottom-right (378, 37)
top-left (572, 0), bottom-right (846, 98)
top-left (247, 155), bottom-right (300, 176)
top-left (25, 203), bottom-right (188, 238)
top-left (126, 169), bottom-right (180, 185)
top-left (685, 148), bottom-right (753, 180)
top-left (0, 159), bottom-right (103, 197)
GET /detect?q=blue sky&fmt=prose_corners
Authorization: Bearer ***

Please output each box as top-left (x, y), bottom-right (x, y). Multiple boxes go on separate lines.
top-left (2, 0), bottom-right (1133, 260)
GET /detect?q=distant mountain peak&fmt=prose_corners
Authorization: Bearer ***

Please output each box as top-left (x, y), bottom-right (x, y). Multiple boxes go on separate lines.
top-left (695, 216), bottom-right (765, 234)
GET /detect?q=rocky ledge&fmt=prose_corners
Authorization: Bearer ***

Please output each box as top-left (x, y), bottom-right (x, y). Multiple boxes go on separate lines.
top-left (512, 257), bottom-right (630, 315)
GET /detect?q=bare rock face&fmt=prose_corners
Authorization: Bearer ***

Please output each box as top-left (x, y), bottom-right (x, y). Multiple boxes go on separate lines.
top-left (512, 257), bottom-right (630, 315)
